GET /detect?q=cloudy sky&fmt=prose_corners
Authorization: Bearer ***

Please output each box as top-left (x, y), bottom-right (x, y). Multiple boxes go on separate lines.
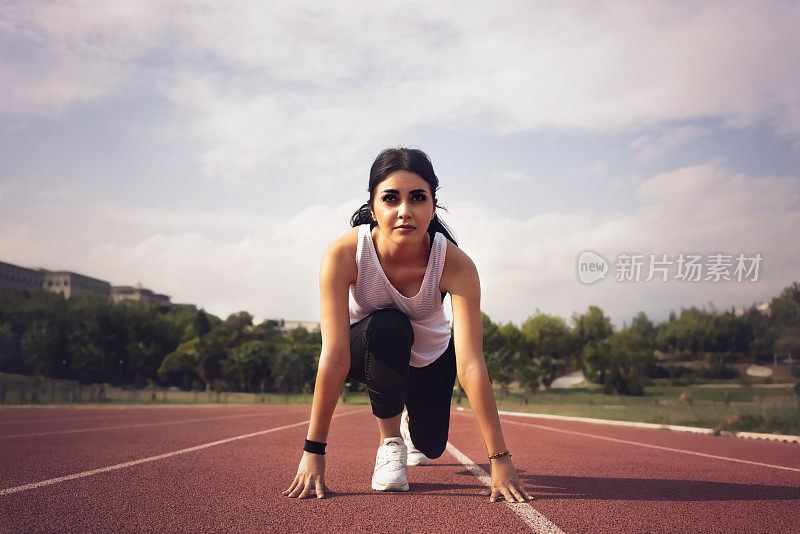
top-left (2, 1), bottom-right (799, 329)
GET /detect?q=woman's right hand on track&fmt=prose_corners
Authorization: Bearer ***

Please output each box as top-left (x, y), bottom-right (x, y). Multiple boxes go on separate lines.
top-left (283, 451), bottom-right (328, 499)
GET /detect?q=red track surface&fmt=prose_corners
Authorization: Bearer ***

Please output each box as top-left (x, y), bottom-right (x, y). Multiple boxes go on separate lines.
top-left (1, 405), bottom-right (798, 533)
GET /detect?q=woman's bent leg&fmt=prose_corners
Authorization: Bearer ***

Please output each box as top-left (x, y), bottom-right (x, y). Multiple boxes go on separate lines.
top-left (348, 308), bottom-right (414, 419)
top-left (404, 336), bottom-right (456, 459)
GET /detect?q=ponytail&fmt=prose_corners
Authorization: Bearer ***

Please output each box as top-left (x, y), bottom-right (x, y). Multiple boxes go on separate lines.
top-left (349, 203), bottom-right (377, 229)
top-left (428, 213), bottom-right (458, 247)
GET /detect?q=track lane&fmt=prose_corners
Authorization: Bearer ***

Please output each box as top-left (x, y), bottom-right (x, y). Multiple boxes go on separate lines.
top-left (2, 406), bottom-right (798, 532)
top-left (0, 405), bottom-right (314, 489)
top-left (1, 407), bottom-right (536, 533)
top-left (493, 410), bottom-right (800, 470)
top-left (449, 410), bottom-right (800, 532)
top-left (0, 405), bottom-right (291, 435)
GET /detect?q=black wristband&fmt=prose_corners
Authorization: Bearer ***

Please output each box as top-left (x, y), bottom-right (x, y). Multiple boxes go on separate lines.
top-left (304, 439), bottom-right (326, 455)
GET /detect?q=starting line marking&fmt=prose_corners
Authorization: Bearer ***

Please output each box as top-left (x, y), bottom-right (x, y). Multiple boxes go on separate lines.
top-left (0, 409), bottom-right (364, 497)
top-left (446, 442), bottom-right (565, 534)
top-left (499, 418), bottom-right (800, 473)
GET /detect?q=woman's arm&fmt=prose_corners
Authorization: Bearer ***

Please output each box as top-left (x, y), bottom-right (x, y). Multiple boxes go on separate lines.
top-left (283, 235), bottom-right (355, 499)
top-left (445, 246), bottom-right (533, 503)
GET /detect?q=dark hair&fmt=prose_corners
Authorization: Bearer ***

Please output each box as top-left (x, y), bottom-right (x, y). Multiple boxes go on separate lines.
top-left (350, 147), bottom-right (458, 246)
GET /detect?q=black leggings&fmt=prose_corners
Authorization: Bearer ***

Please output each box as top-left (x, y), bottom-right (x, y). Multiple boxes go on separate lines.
top-left (347, 308), bottom-right (456, 459)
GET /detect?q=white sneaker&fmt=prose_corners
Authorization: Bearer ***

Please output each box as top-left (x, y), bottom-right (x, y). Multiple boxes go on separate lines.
top-left (401, 410), bottom-right (429, 466)
top-left (371, 437), bottom-right (409, 491)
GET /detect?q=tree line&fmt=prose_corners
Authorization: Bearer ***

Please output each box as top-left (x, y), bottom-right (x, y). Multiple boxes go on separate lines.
top-left (0, 290), bottom-right (320, 394)
top-left (483, 282), bottom-right (800, 395)
top-left (0, 282), bottom-right (798, 395)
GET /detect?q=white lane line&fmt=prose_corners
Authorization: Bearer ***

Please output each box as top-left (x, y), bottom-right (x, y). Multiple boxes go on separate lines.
top-left (500, 418), bottom-right (800, 473)
top-left (495, 409), bottom-right (800, 444)
top-left (0, 409), bottom-right (364, 496)
top-left (1, 406), bottom-right (303, 425)
top-left (0, 410), bottom-right (308, 439)
top-left (446, 442), bottom-right (565, 534)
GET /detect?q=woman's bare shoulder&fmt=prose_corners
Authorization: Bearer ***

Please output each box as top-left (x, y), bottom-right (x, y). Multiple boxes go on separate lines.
top-left (440, 239), bottom-right (479, 295)
top-left (320, 227), bottom-right (359, 284)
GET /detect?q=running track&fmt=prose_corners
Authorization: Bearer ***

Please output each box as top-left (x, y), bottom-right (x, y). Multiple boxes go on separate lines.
top-left (1, 405), bottom-right (798, 533)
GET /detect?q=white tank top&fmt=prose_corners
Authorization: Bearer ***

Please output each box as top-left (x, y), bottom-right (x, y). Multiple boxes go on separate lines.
top-left (349, 224), bottom-right (451, 367)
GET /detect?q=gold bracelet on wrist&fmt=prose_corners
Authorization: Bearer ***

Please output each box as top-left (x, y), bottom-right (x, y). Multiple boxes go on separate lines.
top-left (488, 450), bottom-right (511, 460)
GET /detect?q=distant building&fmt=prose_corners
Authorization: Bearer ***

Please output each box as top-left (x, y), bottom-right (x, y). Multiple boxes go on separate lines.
top-left (275, 320), bottom-right (321, 334)
top-left (0, 261), bottom-right (44, 293)
top-left (2, 259), bottom-right (217, 314)
top-left (111, 283), bottom-right (171, 305)
top-left (734, 301), bottom-right (771, 317)
top-left (42, 270), bottom-right (111, 299)
top-left (0, 260), bottom-right (110, 299)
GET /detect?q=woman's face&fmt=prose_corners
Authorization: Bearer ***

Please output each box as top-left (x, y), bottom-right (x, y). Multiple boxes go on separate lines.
top-left (370, 170), bottom-right (435, 245)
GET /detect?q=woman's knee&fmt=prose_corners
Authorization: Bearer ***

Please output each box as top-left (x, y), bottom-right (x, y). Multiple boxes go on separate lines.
top-left (413, 428), bottom-right (448, 459)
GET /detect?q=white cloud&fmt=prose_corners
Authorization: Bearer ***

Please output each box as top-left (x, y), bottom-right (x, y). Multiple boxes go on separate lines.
top-left (630, 125), bottom-right (710, 162)
top-left (3, 1), bottom-right (800, 180)
top-left (562, 162), bottom-right (608, 184)
top-left (0, 225), bottom-right (61, 269)
top-left (491, 171), bottom-right (530, 182)
top-left (85, 200), bottom-right (359, 320)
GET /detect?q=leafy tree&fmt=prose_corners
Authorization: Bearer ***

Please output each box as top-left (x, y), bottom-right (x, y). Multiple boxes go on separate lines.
top-left (0, 321), bottom-right (20, 373)
top-left (706, 313), bottom-right (749, 353)
top-left (535, 356), bottom-right (565, 389)
top-left (490, 321), bottom-right (525, 393)
top-left (771, 282), bottom-right (800, 327)
top-left (482, 313), bottom-right (518, 392)
top-left (774, 327), bottom-right (800, 357)
top-left (482, 312), bottom-right (504, 355)
top-left (521, 312), bottom-right (572, 361)
top-left (121, 302), bottom-right (181, 386)
top-left (484, 347), bottom-right (517, 393)
top-left (272, 343), bottom-right (317, 393)
top-left (223, 340), bottom-right (273, 391)
top-left (602, 330), bottom-right (651, 395)
top-left (158, 338), bottom-right (200, 387)
top-left (624, 366), bottom-right (644, 395)
top-left (498, 322), bottom-right (526, 355)
top-left (253, 319), bottom-right (284, 344)
top-left (195, 328), bottom-right (229, 393)
top-left (602, 354), bottom-right (643, 396)
top-left (629, 311), bottom-right (656, 349)
top-left (701, 352), bottom-right (737, 379)
top-left (191, 309), bottom-right (213, 338)
top-left (581, 339), bottom-right (611, 385)
top-left (572, 306), bottom-right (614, 349)
top-left (517, 358), bottom-right (541, 393)
top-left (21, 320), bottom-right (61, 377)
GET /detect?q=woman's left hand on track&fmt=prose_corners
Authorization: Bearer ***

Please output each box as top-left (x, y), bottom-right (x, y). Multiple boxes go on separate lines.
top-left (488, 456), bottom-right (533, 503)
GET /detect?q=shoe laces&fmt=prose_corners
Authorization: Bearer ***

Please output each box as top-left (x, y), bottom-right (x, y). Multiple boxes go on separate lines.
top-left (376, 441), bottom-right (406, 470)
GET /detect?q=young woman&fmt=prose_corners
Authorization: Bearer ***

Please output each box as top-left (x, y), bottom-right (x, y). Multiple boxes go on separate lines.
top-left (283, 147), bottom-right (532, 503)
